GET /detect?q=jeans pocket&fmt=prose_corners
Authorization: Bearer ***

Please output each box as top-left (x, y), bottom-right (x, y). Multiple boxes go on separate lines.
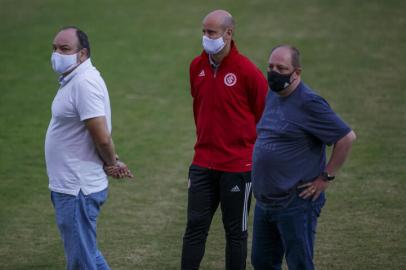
top-left (312, 196), bottom-right (325, 218)
top-left (86, 190), bottom-right (108, 222)
top-left (313, 204), bottom-right (322, 218)
top-left (86, 198), bottom-right (100, 222)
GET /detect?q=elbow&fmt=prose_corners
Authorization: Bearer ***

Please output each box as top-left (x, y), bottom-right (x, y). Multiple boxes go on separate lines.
top-left (337, 130), bottom-right (356, 147)
top-left (340, 130), bottom-right (356, 147)
top-left (348, 130), bottom-right (357, 142)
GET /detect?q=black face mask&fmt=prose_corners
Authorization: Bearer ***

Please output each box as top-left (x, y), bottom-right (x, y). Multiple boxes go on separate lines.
top-left (267, 70), bottom-right (294, 92)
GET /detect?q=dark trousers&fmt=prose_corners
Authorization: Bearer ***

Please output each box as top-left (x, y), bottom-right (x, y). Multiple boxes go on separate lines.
top-left (251, 192), bottom-right (325, 270)
top-left (181, 164), bottom-right (252, 270)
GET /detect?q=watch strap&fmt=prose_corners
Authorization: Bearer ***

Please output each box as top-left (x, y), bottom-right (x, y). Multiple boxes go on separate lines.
top-left (321, 171), bottom-right (335, 181)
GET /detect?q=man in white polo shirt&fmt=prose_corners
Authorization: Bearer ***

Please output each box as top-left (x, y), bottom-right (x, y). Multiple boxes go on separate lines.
top-left (45, 26), bottom-right (132, 270)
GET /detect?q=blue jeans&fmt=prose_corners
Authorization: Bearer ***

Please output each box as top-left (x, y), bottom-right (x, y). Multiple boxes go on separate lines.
top-left (251, 192), bottom-right (325, 270)
top-left (51, 189), bottom-right (110, 270)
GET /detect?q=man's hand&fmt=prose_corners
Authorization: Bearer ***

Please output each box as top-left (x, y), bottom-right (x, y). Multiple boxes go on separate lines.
top-left (104, 160), bottom-right (134, 179)
top-left (298, 178), bottom-right (328, 201)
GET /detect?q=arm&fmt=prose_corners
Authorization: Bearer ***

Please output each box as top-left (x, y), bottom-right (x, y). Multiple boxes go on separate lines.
top-left (85, 116), bottom-right (133, 178)
top-left (84, 116), bottom-right (117, 166)
top-left (325, 130), bottom-right (357, 176)
top-left (300, 130), bottom-right (357, 200)
top-left (247, 68), bottom-right (268, 123)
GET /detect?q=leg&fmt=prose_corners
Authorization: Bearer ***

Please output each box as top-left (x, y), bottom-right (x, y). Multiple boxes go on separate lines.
top-left (277, 194), bottom-right (325, 270)
top-left (95, 250), bottom-right (110, 270)
top-left (82, 189), bottom-right (110, 270)
top-left (219, 171), bottom-right (252, 270)
top-left (181, 165), bottom-right (220, 270)
top-left (51, 189), bottom-right (109, 270)
top-left (51, 191), bottom-right (82, 270)
top-left (251, 204), bottom-right (284, 270)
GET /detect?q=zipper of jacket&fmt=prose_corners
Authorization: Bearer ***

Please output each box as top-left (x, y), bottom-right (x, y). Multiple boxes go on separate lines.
top-left (208, 65), bottom-right (219, 169)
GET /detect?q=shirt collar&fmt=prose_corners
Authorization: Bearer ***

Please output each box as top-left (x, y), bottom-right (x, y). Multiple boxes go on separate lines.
top-left (59, 58), bottom-right (93, 86)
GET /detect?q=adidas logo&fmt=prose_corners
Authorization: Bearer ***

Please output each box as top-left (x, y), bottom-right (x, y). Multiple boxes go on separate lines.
top-left (230, 185), bottom-right (240, 192)
top-left (198, 70), bottom-right (205, 77)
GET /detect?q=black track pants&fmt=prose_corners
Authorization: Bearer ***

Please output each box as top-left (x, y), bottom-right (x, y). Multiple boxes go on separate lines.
top-left (181, 164), bottom-right (252, 270)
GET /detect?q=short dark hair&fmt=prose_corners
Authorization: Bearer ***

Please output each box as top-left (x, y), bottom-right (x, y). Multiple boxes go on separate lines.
top-left (271, 45), bottom-right (301, 69)
top-left (60, 26), bottom-right (91, 57)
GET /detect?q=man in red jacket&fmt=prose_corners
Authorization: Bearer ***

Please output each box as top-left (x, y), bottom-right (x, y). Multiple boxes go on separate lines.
top-left (181, 10), bottom-right (268, 270)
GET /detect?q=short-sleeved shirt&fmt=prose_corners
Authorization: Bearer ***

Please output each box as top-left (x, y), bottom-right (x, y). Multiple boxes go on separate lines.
top-left (45, 59), bottom-right (111, 196)
top-left (252, 82), bottom-right (351, 202)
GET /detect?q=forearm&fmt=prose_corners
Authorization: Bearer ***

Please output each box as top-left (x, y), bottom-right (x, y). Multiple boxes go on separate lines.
top-left (84, 116), bottom-right (117, 166)
top-left (300, 131), bottom-right (356, 201)
top-left (84, 116), bottom-right (132, 178)
top-left (325, 130), bottom-right (356, 175)
top-left (95, 137), bottom-right (117, 166)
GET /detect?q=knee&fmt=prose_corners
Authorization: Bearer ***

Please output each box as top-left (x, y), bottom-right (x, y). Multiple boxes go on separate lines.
top-left (186, 212), bottom-right (211, 229)
top-left (251, 253), bottom-right (280, 270)
top-left (251, 244), bottom-right (283, 270)
top-left (184, 214), bottom-right (211, 240)
top-left (251, 251), bottom-right (266, 270)
top-left (224, 225), bottom-right (248, 241)
top-left (226, 232), bottom-right (248, 243)
top-left (55, 214), bottom-right (73, 233)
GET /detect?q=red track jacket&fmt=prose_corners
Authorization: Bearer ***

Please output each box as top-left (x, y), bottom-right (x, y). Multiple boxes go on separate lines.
top-left (190, 41), bottom-right (268, 172)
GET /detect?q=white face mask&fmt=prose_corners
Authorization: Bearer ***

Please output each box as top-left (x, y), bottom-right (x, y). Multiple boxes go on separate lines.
top-left (202, 35), bottom-right (226, 55)
top-left (51, 52), bottom-right (79, 74)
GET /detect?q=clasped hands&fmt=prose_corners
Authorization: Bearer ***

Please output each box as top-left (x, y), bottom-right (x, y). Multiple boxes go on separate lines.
top-left (104, 160), bottom-right (133, 179)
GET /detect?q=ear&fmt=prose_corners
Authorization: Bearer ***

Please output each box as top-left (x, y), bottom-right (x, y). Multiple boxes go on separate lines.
top-left (225, 28), bottom-right (233, 38)
top-left (78, 48), bottom-right (88, 62)
top-left (294, 68), bottom-right (302, 77)
top-left (290, 68), bottom-right (301, 82)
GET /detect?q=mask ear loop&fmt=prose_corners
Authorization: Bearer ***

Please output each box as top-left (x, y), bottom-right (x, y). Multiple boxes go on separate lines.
top-left (77, 48), bottom-right (85, 64)
top-left (289, 70), bottom-right (297, 84)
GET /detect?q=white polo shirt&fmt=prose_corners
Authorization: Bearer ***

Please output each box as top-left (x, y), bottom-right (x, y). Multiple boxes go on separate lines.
top-left (45, 59), bottom-right (111, 196)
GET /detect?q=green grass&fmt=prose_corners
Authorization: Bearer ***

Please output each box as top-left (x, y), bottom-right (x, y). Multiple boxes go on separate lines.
top-left (1, 0), bottom-right (405, 269)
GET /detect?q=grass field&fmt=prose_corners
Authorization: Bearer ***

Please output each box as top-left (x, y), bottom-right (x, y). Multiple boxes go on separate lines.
top-left (0, 0), bottom-right (405, 269)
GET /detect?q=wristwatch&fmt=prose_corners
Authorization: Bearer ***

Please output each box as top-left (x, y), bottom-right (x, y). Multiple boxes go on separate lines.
top-left (321, 171), bottom-right (335, 182)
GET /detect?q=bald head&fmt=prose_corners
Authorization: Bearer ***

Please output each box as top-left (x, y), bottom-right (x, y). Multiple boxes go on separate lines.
top-left (201, 10), bottom-right (235, 58)
top-left (270, 45), bottom-right (301, 69)
top-left (203, 10), bottom-right (235, 31)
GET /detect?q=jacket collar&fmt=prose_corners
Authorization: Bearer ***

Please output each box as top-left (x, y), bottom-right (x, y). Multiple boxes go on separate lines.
top-left (201, 40), bottom-right (239, 66)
